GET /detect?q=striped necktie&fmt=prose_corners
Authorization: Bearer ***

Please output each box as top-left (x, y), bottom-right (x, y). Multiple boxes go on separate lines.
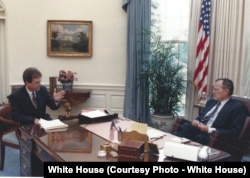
top-left (32, 92), bottom-right (37, 108)
top-left (201, 102), bottom-right (221, 124)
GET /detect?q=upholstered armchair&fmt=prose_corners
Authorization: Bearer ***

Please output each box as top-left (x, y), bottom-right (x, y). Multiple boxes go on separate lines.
top-left (171, 96), bottom-right (250, 161)
top-left (0, 103), bottom-right (20, 170)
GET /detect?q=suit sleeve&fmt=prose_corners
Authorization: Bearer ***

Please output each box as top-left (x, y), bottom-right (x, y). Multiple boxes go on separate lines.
top-left (215, 101), bottom-right (247, 138)
top-left (41, 86), bottom-right (60, 110)
top-left (9, 91), bottom-right (36, 124)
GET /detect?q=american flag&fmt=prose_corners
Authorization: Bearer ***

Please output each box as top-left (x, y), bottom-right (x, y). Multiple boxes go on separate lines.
top-left (193, 0), bottom-right (211, 95)
top-left (109, 120), bottom-right (117, 141)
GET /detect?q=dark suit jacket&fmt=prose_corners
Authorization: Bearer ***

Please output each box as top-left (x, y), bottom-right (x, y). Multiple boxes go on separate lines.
top-left (196, 97), bottom-right (247, 138)
top-left (8, 85), bottom-right (60, 125)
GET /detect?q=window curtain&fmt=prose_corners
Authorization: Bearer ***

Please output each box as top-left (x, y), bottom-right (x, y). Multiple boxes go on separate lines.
top-left (242, 0), bottom-right (250, 96)
top-left (186, 0), bottom-right (246, 119)
top-left (122, 0), bottom-right (151, 124)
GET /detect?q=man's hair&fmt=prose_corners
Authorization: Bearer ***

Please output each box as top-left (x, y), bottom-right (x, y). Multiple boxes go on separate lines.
top-left (23, 67), bottom-right (42, 83)
top-left (216, 78), bottom-right (234, 95)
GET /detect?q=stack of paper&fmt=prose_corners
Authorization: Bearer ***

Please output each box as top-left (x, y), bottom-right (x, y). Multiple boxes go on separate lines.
top-left (81, 110), bottom-right (107, 118)
top-left (147, 128), bottom-right (166, 141)
top-left (130, 122), bottom-right (148, 134)
top-left (164, 141), bottom-right (200, 161)
top-left (39, 118), bottom-right (68, 131)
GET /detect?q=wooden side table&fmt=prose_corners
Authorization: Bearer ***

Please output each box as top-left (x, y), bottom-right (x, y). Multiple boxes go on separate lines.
top-left (58, 89), bottom-right (91, 120)
top-left (193, 103), bottom-right (205, 115)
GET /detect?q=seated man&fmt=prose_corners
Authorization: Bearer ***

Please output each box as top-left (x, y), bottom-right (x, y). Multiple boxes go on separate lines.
top-left (8, 67), bottom-right (65, 125)
top-left (173, 78), bottom-right (247, 145)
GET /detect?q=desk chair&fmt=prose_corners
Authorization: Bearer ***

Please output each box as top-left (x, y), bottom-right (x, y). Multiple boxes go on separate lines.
top-left (171, 95), bottom-right (250, 161)
top-left (0, 103), bottom-right (20, 170)
top-left (208, 96), bottom-right (250, 161)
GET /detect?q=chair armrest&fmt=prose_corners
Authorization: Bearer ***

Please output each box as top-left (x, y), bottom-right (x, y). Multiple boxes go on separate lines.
top-left (0, 116), bottom-right (20, 126)
top-left (208, 130), bottom-right (221, 146)
top-left (208, 130), bottom-right (239, 148)
top-left (0, 116), bottom-right (21, 135)
top-left (209, 130), bottom-right (242, 147)
top-left (208, 130), bottom-right (246, 161)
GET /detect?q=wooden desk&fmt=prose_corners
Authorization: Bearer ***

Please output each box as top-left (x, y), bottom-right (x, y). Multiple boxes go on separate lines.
top-left (18, 119), bottom-right (231, 176)
top-left (58, 89), bottom-right (91, 120)
top-left (18, 119), bottom-right (114, 176)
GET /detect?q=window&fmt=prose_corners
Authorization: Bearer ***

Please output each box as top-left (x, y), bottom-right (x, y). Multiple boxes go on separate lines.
top-left (151, 0), bottom-right (190, 116)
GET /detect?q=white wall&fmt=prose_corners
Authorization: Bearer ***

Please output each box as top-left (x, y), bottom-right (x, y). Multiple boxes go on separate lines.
top-left (2, 0), bottom-right (127, 115)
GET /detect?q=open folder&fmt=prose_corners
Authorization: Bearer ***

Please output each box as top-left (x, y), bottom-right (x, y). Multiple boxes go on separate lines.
top-left (78, 110), bottom-right (118, 124)
top-left (130, 122), bottom-right (148, 134)
top-left (39, 118), bottom-right (68, 131)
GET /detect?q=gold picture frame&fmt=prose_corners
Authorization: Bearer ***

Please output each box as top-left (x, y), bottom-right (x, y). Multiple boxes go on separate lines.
top-left (47, 20), bottom-right (93, 57)
top-left (48, 126), bottom-right (92, 153)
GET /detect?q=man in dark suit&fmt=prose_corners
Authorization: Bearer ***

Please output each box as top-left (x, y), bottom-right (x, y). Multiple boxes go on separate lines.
top-left (173, 78), bottom-right (247, 145)
top-left (8, 67), bottom-right (65, 125)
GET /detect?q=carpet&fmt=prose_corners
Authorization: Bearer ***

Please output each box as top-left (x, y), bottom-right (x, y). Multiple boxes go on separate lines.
top-left (0, 146), bottom-right (20, 176)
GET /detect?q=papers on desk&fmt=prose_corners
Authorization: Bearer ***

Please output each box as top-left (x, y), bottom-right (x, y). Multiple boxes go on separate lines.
top-left (130, 122), bottom-right (148, 134)
top-left (164, 141), bottom-right (200, 161)
top-left (147, 127), bottom-right (166, 141)
top-left (81, 110), bottom-right (107, 118)
top-left (39, 118), bottom-right (68, 131)
top-left (170, 137), bottom-right (190, 143)
top-left (44, 127), bottom-right (68, 132)
top-left (79, 110), bottom-right (118, 124)
top-left (128, 122), bottom-right (167, 141)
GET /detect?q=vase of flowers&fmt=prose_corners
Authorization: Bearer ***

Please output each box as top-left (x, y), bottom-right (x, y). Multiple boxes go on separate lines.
top-left (62, 82), bottom-right (73, 91)
top-left (58, 70), bottom-right (77, 91)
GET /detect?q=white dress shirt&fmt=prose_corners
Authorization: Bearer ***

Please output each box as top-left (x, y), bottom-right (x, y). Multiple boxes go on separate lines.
top-left (206, 98), bottom-right (229, 133)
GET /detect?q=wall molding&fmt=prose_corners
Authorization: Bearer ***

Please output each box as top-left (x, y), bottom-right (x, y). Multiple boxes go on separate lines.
top-left (0, 0), bottom-right (5, 13)
top-left (73, 84), bottom-right (125, 115)
top-left (0, 0), bottom-right (7, 103)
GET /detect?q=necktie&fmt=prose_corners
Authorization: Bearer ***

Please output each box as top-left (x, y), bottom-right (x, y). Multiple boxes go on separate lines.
top-left (201, 102), bottom-right (221, 124)
top-left (32, 92), bottom-right (37, 108)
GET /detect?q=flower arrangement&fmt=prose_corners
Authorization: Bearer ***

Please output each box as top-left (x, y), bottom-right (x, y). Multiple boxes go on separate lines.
top-left (58, 70), bottom-right (78, 83)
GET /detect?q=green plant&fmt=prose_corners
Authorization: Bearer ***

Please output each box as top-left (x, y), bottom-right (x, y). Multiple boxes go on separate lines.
top-left (141, 31), bottom-right (186, 116)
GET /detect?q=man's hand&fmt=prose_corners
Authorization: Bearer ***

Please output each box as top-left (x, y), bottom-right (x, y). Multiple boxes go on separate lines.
top-left (34, 118), bottom-right (40, 124)
top-left (191, 120), bottom-right (199, 128)
top-left (53, 88), bottom-right (65, 102)
top-left (191, 120), bottom-right (209, 133)
top-left (197, 122), bottom-right (209, 133)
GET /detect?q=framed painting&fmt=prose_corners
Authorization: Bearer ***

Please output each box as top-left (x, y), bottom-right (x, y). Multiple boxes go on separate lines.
top-left (47, 20), bottom-right (93, 57)
top-left (48, 126), bottom-right (92, 153)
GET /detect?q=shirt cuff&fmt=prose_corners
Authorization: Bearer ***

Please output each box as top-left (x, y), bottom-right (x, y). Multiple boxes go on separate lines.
top-left (208, 127), bottom-right (216, 134)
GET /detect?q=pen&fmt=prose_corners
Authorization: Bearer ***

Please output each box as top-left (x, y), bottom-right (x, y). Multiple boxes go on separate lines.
top-left (150, 135), bottom-right (166, 141)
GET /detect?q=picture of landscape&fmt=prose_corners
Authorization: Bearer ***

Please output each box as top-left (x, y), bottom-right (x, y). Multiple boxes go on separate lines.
top-left (47, 20), bottom-right (92, 57)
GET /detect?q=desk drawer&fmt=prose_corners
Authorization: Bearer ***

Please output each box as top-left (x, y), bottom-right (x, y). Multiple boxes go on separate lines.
top-left (20, 153), bottom-right (31, 176)
top-left (19, 131), bottom-right (33, 149)
top-left (20, 141), bottom-right (31, 161)
top-left (20, 168), bottom-right (29, 177)
top-left (36, 145), bottom-right (56, 162)
top-left (36, 143), bottom-right (64, 162)
top-left (20, 141), bottom-right (32, 176)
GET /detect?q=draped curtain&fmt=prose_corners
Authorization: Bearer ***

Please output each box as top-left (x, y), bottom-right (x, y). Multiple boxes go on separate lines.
top-left (186, 0), bottom-right (247, 119)
top-left (122, 0), bottom-right (151, 124)
top-left (242, 0), bottom-right (250, 96)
